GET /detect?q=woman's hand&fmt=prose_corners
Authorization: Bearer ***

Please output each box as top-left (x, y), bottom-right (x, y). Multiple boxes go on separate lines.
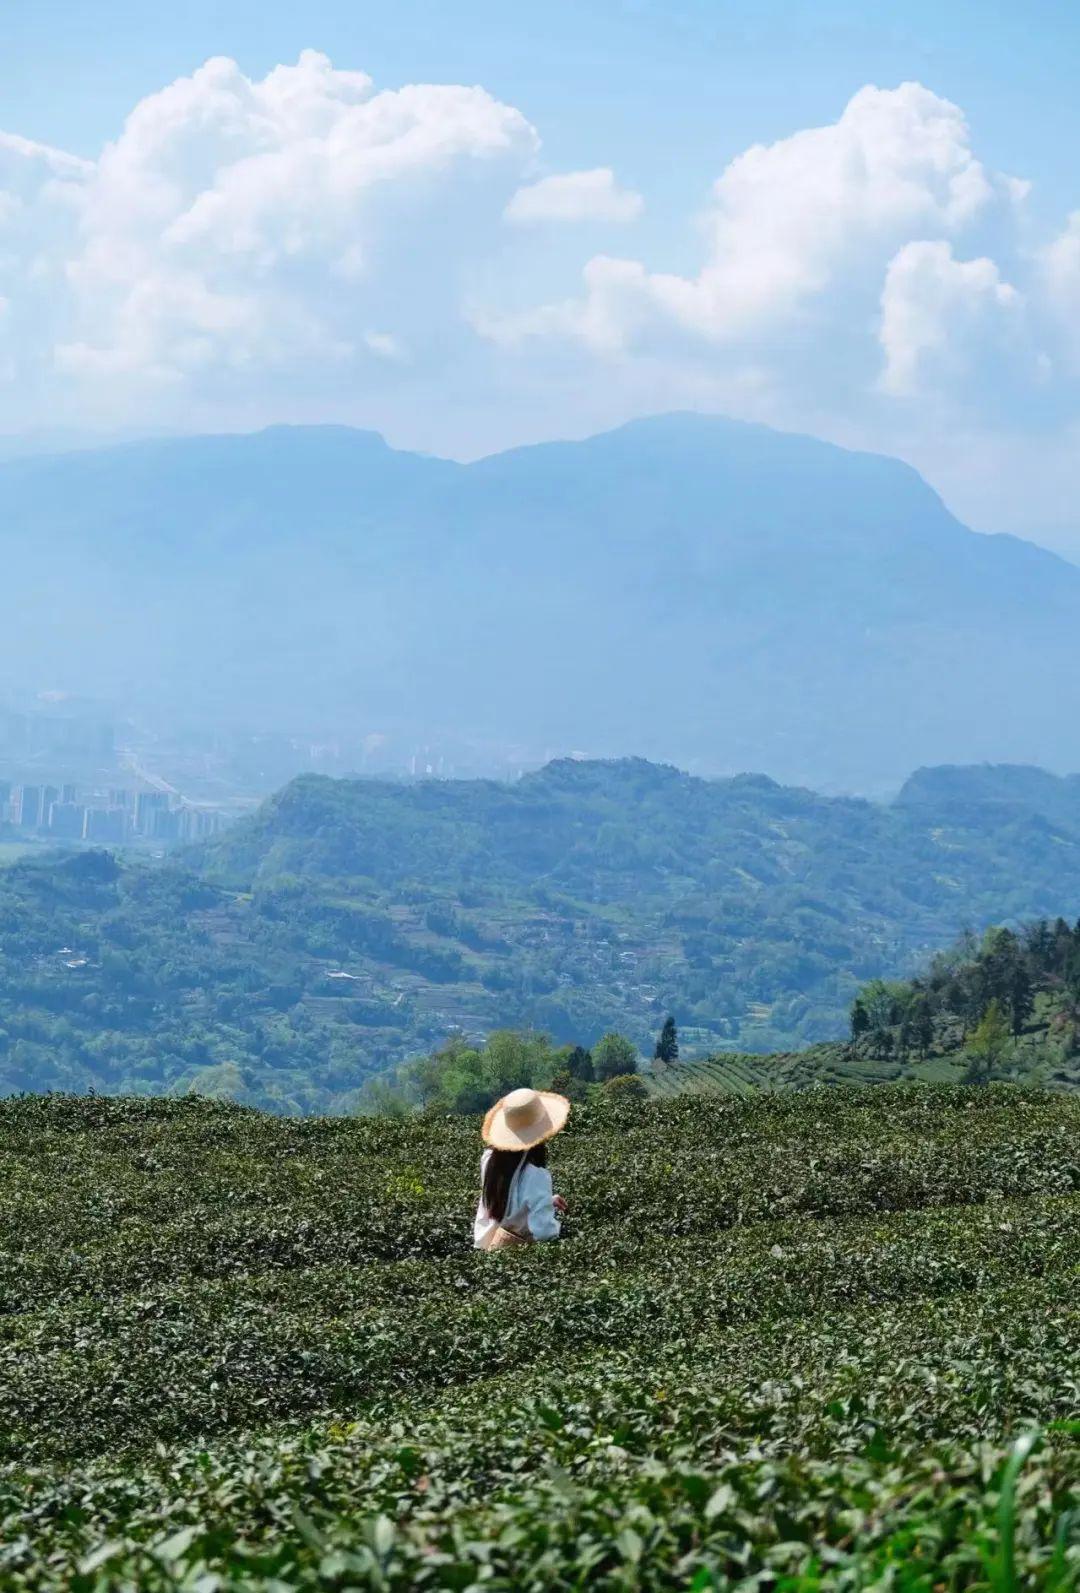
top-left (553, 1194), bottom-right (568, 1216)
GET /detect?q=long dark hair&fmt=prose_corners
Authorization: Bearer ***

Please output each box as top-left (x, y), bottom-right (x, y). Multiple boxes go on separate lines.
top-left (482, 1143), bottom-right (548, 1220)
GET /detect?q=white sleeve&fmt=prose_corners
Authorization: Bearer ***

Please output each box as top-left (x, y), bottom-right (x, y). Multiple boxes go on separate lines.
top-left (522, 1165), bottom-right (561, 1240)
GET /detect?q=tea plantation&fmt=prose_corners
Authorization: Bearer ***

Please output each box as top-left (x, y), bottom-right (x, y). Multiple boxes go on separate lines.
top-left (3, 1085), bottom-right (1080, 1588)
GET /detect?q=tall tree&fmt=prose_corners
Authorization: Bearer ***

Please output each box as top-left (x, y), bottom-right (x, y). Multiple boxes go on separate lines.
top-left (1007, 964), bottom-right (1034, 1036)
top-left (965, 999), bottom-right (1010, 1084)
top-left (850, 997), bottom-right (869, 1043)
top-left (654, 1016), bottom-right (679, 1064)
top-left (564, 1045), bottom-right (594, 1083)
top-left (900, 994), bottom-right (934, 1060)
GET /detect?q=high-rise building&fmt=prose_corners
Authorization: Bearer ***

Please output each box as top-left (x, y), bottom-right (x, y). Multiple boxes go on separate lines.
top-left (134, 791), bottom-right (170, 834)
top-left (151, 808), bottom-right (181, 842)
top-left (42, 785), bottom-right (59, 816)
top-left (16, 786), bottom-right (42, 828)
top-left (177, 806), bottom-right (226, 842)
top-left (108, 788), bottom-right (132, 809)
top-left (61, 783), bottom-right (78, 805)
top-left (49, 802), bottom-right (86, 840)
top-left (83, 808), bottom-right (127, 844)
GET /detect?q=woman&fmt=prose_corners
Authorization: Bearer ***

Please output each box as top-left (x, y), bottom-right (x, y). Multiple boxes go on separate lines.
top-left (474, 1086), bottom-right (570, 1251)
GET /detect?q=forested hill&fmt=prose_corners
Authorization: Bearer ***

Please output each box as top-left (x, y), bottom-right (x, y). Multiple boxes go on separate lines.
top-left (208, 754), bottom-right (1080, 909)
top-left (2, 756), bottom-right (1080, 1112)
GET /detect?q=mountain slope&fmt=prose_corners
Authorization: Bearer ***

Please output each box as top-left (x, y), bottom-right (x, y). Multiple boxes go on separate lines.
top-left (5, 755), bottom-right (1080, 1113)
top-left (2, 414), bottom-right (1080, 787)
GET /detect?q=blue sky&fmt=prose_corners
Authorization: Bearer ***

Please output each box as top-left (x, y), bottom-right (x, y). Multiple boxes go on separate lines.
top-left (2, 0), bottom-right (1080, 550)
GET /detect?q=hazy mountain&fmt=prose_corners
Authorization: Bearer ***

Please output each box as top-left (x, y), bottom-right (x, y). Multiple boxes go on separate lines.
top-left (897, 763), bottom-right (1080, 828)
top-left (2, 412), bottom-right (1079, 789)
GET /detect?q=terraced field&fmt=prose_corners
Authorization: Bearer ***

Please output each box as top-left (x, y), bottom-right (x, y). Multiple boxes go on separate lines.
top-left (641, 1044), bottom-right (963, 1096)
top-left (2, 1086), bottom-right (1080, 1587)
top-left (643, 1038), bottom-right (1080, 1099)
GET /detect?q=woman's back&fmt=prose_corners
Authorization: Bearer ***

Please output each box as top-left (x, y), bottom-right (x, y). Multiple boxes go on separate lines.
top-left (473, 1087), bottom-right (570, 1251)
top-left (473, 1147), bottom-right (561, 1248)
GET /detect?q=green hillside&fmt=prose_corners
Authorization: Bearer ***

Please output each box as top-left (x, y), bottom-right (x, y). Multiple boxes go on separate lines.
top-left (3, 1085), bottom-right (1079, 1586)
top-left (645, 916), bottom-right (1080, 1100)
top-left (642, 1045), bottom-right (932, 1096)
top-left (642, 1045), bottom-right (997, 1097)
top-left (3, 757), bottom-right (1080, 1111)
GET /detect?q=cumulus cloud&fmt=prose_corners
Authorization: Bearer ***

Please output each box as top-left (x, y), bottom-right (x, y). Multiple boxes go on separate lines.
top-left (0, 50), bottom-right (536, 403)
top-left (485, 83), bottom-right (1001, 352)
top-left (1037, 212), bottom-right (1080, 370)
top-left (504, 168), bottom-right (643, 224)
top-left (3, 59), bottom-right (1080, 544)
top-left (878, 241), bottom-right (1022, 396)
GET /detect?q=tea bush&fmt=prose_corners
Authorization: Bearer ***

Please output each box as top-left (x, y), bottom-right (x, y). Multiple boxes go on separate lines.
top-left (0, 1085), bottom-right (1079, 1587)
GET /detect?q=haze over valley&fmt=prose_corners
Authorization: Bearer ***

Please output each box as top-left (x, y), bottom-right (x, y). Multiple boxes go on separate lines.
top-left (4, 412), bottom-right (1080, 797)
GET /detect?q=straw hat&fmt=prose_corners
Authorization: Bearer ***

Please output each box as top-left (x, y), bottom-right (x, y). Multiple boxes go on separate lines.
top-left (482, 1087), bottom-right (571, 1151)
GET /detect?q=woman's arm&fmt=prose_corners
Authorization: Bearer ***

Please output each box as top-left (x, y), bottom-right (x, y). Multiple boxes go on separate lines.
top-left (522, 1165), bottom-right (561, 1240)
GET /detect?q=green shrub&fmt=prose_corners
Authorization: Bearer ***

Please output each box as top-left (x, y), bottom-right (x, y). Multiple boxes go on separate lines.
top-left (601, 1071), bottom-right (648, 1103)
top-left (1, 1085), bottom-right (1079, 1585)
top-left (592, 1030), bottom-right (639, 1080)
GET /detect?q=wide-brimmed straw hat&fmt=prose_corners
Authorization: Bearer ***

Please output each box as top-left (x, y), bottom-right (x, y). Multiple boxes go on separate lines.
top-left (482, 1087), bottom-right (571, 1151)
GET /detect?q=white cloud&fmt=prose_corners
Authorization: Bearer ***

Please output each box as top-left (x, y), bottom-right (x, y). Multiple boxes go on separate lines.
top-left (1040, 211), bottom-right (1080, 294)
top-left (363, 329), bottom-right (406, 361)
top-left (1037, 211), bottom-right (1080, 370)
top-left (486, 83), bottom-right (998, 352)
top-left (878, 241), bottom-right (1022, 396)
top-left (3, 62), bottom-right (1080, 546)
top-left (22, 51), bottom-right (537, 393)
top-left (505, 168), bottom-right (643, 224)
top-left (0, 130), bottom-right (91, 191)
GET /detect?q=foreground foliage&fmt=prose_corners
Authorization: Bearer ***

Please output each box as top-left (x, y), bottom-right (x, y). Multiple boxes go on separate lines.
top-left (1, 1085), bottom-right (1079, 1586)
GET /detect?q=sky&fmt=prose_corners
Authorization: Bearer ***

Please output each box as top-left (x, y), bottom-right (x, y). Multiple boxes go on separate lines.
top-left (2, 0), bottom-right (1080, 552)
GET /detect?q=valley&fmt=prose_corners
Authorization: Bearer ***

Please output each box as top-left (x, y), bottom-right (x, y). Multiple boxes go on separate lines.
top-left (2, 756), bottom-right (1080, 1110)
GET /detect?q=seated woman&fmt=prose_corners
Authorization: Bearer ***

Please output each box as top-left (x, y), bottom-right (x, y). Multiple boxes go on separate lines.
top-left (473, 1087), bottom-right (570, 1250)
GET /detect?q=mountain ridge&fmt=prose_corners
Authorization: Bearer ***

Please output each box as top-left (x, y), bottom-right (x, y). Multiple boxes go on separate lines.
top-left (3, 411), bottom-right (1080, 788)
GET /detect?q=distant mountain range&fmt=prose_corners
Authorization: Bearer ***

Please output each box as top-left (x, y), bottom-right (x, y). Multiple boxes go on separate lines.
top-left (2, 412), bottom-right (1079, 789)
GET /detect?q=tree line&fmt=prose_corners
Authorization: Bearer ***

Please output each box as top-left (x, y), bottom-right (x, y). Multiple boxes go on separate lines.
top-left (361, 1016), bottom-right (681, 1116)
top-left (850, 917), bottom-right (1080, 1080)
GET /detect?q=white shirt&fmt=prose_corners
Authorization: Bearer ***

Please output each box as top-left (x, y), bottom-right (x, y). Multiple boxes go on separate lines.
top-left (473, 1150), bottom-right (561, 1248)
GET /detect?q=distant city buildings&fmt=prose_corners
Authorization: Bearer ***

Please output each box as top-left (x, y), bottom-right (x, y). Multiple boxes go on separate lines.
top-left (0, 710), bottom-right (113, 761)
top-left (17, 785), bottom-right (42, 827)
top-left (82, 806), bottom-right (127, 844)
top-left (134, 790), bottom-right (170, 833)
top-left (48, 802), bottom-right (85, 839)
top-left (0, 780), bottom-right (226, 847)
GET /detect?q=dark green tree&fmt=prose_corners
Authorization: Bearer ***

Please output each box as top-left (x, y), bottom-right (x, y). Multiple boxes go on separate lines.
top-left (654, 1016), bottom-right (679, 1063)
top-left (564, 1045), bottom-right (594, 1082)
top-left (1007, 964), bottom-right (1034, 1036)
top-left (906, 995), bottom-right (935, 1059)
top-left (850, 997), bottom-right (869, 1042)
